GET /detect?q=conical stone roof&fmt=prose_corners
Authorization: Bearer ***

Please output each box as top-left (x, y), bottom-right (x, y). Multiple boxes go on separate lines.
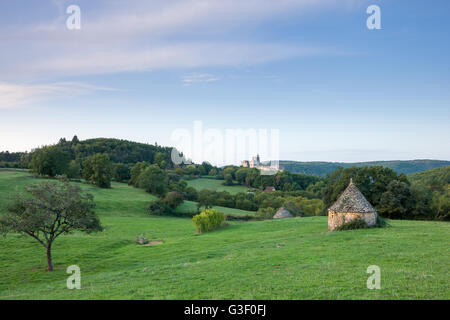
top-left (328, 178), bottom-right (376, 213)
top-left (273, 207), bottom-right (293, 219)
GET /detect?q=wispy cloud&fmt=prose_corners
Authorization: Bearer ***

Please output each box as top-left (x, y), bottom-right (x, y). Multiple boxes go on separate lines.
top-left (0, 0), bottom-right (365, 80)
top-left (181, 73), bottom-right (220, 86)
top-left (0, 82), bottom-right (117, 109)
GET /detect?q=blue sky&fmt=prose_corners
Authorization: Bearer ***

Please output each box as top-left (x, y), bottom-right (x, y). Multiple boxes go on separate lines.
top-left (0, 0), bottom-right (449, 164)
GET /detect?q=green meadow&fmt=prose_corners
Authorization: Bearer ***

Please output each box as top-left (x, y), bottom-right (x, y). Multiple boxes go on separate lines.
top-left (186, 177), bottom-right (250, 195)
top-left (175, 200), bottom-right (255, 217)
top-left (0, 170), bottom-right (449, 299)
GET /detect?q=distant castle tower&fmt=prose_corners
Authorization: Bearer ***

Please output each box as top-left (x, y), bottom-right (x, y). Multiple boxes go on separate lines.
top-left (250, 154), bottom-right (261, 167)
top-left (241, 154), bottom-right (281, 174)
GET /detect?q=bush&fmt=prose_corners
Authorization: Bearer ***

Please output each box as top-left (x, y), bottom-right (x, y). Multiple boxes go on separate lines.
top-left (184, 186), bottom-right (198, 201)
top-left (148, 200), bottom-right (173, 215)
top-left (255, 207), bottom-right (276, 220)
top-left (335, 218), bottom-right (368, 231)
top-left (375, 215), bottom-right (390, 228)
top-left (336, 215), bottom-right (389, 231)
top-left (192, 209), bottom-right (225, 233)
top-left (164, 191), bottom-right (184, 209)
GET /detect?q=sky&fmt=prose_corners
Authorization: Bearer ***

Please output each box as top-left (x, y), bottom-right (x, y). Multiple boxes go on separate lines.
top-left (0, 0), bottom-right (449, 165)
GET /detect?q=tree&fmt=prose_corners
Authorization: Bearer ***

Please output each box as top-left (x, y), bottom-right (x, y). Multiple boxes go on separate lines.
top-left (224, 173), bottom-right (233, 186)
top-left (82, 154), bottom-right (113, 188)
top-left (431, 187), bottom-right (450, 220)
top-left (129, 161), bottom-right (149, 186)
top-left (197, 189), bottom-right (215, 210)
top-left (30, 146), bottom-right (71, 177)
top-left (322, 166), bottom-right (408, 216)
top-left (67, 160), bottom-right (81, 179)
top-left (378, 180), bottom-right (413, 219)
top-left (223, 166), bottom-right (236, 180)
top-left (71, 135), bottom-right (80, 145)
top-left (183, 164), bottom-right (197, 176)
top-left (235, 168), bottom-right (248, 185)
top-left (201, 162), bottom-right (213, 175)
top-left (184, 186), bottom-right (198, 201)
top-left (113, 163), bottom-right (131, 182)
top-left (0, 182), bottom-right (103, 271)
top-left (164, 191), bottom-right (184, 209)
top-left (154, 152), bottom-right (167, 169)
top-left (137, 165), bottom-right (167, 196)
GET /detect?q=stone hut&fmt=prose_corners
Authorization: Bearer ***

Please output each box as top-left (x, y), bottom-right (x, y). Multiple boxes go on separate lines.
top-left (273, 207), bottom-right (292, 219)
top-left (328, 178), bottom-right (377, 231)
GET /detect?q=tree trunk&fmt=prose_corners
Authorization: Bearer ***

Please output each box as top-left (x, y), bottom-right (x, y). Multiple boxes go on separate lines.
top-left (46, 243), bottom-right (53, 272)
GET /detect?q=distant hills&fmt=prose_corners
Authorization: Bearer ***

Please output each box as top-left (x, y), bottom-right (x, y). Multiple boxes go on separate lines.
top-left (279, 160), bottom-right (450, 176)
top-left (2, 137), bottom-right (449, 177)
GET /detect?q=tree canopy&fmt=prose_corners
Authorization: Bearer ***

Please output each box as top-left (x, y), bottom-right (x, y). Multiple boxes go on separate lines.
top-left (82, 154), bottom-right (113, 188)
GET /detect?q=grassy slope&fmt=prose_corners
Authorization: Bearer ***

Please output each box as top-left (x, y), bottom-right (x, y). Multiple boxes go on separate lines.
top-left (0, 170), bottom-right (449, 299)
top-left (175, 200), bottom-right (255, 217)
top-left (186, 178), bottom-right (249, 195)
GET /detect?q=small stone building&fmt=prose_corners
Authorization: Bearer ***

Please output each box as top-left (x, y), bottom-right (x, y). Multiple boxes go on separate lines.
top-left (273, 207), bottom-right (292, 219)
top-left (328, 178), bottom-right (377, 231)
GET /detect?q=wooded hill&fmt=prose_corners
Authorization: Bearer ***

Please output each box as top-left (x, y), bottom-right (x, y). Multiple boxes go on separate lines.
top-left (280, 159), bottom-right (450, 176)
top-left (0, 136), bottom-right (173, 169)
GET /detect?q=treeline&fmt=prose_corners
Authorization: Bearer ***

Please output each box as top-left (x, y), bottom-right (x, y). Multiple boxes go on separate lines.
top-left (408, 166), bottom-right (449, 220)
top-left (280, 159), bottom-right (450, 176)
top-left (222, 166), bottom-right (322, 192)
top-left (195, 189), bottom-right (323, 217)
top-left (0, 151), bottom-right (31, 168)
top-left (322, 166), bottom-right (449, 221)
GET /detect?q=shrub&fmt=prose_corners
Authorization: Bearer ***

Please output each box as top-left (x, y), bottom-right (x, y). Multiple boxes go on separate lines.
top-left (255, 207), bottom-right (276, 220)
top-left (192, 209), bottom-right (225, 233)
top-left (335, 218), bottom-right (368, 231)
top-left (164, 191), bottom-right (184, 209)
top-left (375, 215), bottom-right (390, 228)
top-left (336, 215), bottom-right (389, 231)
top-left (184, 186), bottom-right (198, 201)
top-left (148, 200), bottom-right (173, 215)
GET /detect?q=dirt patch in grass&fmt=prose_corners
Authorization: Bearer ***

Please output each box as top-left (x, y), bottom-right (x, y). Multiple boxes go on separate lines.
top-left (141, 240), bottom-right (163, 246)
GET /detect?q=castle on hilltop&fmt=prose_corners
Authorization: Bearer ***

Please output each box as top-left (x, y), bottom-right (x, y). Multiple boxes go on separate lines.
top-left (241, 154), bottom-right (281, 174)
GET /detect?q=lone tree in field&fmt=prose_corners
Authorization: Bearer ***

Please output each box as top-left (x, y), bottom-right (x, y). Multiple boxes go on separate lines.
top-left (0, 182), bottom-right (103, 271)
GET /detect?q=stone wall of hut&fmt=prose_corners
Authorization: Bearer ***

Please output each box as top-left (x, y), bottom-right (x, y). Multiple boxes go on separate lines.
top-left (328, 210), bottom-right (377, 231)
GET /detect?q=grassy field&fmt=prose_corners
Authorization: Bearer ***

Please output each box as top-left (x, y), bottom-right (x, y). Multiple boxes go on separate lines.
top-left (175, 200), bottom-right (256, 217)
top-left (0, 170), bottom-right (449, 299)
top-left (186, 178), bottom-right (250, 195)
